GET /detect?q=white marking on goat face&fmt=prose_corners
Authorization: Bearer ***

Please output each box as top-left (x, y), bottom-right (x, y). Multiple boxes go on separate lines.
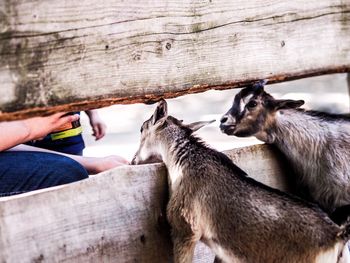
top-left (239, 94), bottom-right (254, 114)
top-left (133, 121), bottom-right (162, 164)
top-left (239, 99), bottom-right (246, 114)
top-left (243, 94), bottom-right (254, 104)
top-left (137, 140), bottom-right (152, 162)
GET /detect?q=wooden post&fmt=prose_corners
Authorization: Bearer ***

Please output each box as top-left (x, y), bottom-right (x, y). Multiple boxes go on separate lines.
top-left (0, 144), bottom-right (291, 262)
top-left (0, 0), bottom-right (349, 120)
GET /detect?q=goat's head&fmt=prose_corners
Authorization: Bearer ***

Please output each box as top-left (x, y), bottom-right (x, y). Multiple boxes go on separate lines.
top-left (132, 99), bottom-right (214, 165)
top-left (220, 80), bottom-right (304, 140)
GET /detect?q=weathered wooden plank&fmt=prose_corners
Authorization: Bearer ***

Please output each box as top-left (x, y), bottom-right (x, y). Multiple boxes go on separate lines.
top-left (223, 144), bottom-right (294, 191)
top-left (0, 0), bottom-right (349, 120)
top-left (347, 73), bottom-right (350, 108)
top-left (0, 164), bottom-right (173, 263)
top-left (0, 144), bottom-right (292, 262)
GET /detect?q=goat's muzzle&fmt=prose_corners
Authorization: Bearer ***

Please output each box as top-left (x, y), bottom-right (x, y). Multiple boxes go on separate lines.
top-left (220, 114), bottom-right (237, 135)
top-left (220, 124), bottom-right (236, 135)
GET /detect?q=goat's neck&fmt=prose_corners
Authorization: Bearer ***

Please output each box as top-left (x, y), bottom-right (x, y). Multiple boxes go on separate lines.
top-left (158, 130), bottom-right (195, 186)
top-left (271, 110), bottom-right (327, 173)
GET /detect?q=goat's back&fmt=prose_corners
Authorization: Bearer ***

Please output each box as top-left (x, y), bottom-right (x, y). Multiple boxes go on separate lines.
top-left (174, 144), bottom-right (346, 263)
top-left (274, 110), bottom-right (350, 211)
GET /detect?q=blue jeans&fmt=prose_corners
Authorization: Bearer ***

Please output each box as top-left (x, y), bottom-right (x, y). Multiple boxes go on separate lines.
top-left (0, 151), bottom-right (88, 197)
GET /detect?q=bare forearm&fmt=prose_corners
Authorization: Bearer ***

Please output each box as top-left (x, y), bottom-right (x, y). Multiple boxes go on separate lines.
top-left (8, 144), bottom-right (96, 173)
top-left (0, 113), bottom-right (79, 152)
top-left (0, 121), bottom-right (31, 151)
top-left (8, 144), bottom-right (128, 174)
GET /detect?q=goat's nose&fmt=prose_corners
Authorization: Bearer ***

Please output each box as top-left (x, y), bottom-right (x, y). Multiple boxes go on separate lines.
top-left (220, 114), bottom-right (236, 126)
top-left (220, 115), bottom-right (229, 124)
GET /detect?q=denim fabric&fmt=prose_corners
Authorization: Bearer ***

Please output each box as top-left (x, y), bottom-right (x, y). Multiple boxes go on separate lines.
top-left (26, 134), bottom-right (85, 155)
top-left (0, 151), bottom-right (88, 197)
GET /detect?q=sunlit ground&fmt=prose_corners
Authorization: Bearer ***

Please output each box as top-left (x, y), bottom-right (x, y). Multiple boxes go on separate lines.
top-left (81, 73), bottom-right (349, 161)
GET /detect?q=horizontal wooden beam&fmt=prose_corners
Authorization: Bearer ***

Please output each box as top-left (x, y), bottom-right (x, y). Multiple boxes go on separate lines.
top-left (1, 0), bottom-right (349, 120)
top-left (0, 164), bottom-right (174, 262)
top-left (0, 144), bottom-right (292, 262)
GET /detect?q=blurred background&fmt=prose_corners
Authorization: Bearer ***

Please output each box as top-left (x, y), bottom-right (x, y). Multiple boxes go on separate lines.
top-left (81, 73), bottom-right (349, 161)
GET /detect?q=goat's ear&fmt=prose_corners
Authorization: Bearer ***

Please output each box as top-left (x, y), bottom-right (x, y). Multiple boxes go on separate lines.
top-left (185, 120), bottom-right (215, 132)
top-left (275, 99), bottom-right (305, 110)
top-left (152, 99), bottom-right (168, 124)
top-left (252, 79), bottom-right (268, 95)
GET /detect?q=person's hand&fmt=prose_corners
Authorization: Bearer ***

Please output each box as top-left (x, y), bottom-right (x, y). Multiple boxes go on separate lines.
top-left (23, 113), bottom-right (79, 141)
top-left (90, 116), bottom-right (106, 141)
top-left (86, 110), bottom-right (107, 140)
top-left (86, 155), bottom-right (129, 174)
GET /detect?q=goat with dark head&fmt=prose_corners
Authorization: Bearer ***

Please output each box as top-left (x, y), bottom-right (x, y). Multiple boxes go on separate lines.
top-left (133, 99), bottom-right (350, 263)
top-left (220, 80), bottom-right (350, 223)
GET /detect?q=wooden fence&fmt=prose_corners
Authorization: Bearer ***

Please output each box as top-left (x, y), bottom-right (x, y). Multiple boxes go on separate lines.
top-left (0, 0), bottom-right (349, 120)
top-left (0, 145), bottom-right (292, 262)
top-left (0, 0), bottom-right (349, 262)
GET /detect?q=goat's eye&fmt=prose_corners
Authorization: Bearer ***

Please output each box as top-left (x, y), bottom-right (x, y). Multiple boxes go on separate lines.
top-left (247, 100), bottom-right (258, 109)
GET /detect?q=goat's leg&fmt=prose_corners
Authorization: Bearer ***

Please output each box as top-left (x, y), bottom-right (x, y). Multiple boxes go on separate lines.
top-left (173, 233), bottom-right (196, 263)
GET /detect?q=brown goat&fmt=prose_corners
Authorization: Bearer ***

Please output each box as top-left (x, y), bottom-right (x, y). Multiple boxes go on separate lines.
top-left (133, 99), bottom-right (349, 263)
top-left (220, 80), bottom-right (350, 223)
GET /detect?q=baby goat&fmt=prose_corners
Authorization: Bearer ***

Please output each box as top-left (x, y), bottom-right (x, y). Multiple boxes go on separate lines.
top-left (220, 80), bottom-right (350, 220)
top-left (133, 99), bottom-right (349, 263)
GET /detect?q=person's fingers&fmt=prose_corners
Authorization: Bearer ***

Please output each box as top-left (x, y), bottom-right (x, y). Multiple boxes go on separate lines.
top-left (112, 159), bottom-right (129, 166)
top-left (114, 155), bottom-right (130, 164)
top-left (93, 125), bottom-right (101, 140)
top-left (92, 156), bottom-right (130, 173)
top-left (95, 124), bottom-right (106, 140)
top-left (120, 159), bottom-right (130, 165)
top-left (115, 162), bottom-right (129, 166)
top-left (99, 124), bottom-right (106, 139)
top-left (55, 114), bottom-right (79, 128)
top-left (48, 112), bottom-right (70, 123)
top-left (51, 112), bottom-right (68, 119)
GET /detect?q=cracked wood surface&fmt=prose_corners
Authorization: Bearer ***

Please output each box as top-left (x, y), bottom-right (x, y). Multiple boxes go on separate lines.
top-left (0, 0), bottom-right (350, 120)
top-left (0, 144), bottom-right (291, 262)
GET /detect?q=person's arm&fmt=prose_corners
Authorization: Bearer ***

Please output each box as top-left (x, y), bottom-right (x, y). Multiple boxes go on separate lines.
top-left (0, 113), bottom-right (79, 152)
top-left (85, 110), bottom-right (107, 140)
top-left (8, 144), bottom-right (129, 174)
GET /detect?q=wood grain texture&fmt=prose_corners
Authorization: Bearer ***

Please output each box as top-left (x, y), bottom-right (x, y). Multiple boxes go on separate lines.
top-left (347, 73), bottom-right (350, 108)
top-left (224, 144), bottom-right (295, 192)
top-left (0, 164), bottom-right (173, 263)
top-left (0, 0), bottom-right (349, 120)
top-left (0, 144), bottom-right (292, 262)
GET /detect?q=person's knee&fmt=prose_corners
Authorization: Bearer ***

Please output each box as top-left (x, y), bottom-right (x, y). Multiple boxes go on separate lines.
top-left (55, 156), bottom-right (89, 184)
top-left (0, 152), bottom-right (89, 195)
